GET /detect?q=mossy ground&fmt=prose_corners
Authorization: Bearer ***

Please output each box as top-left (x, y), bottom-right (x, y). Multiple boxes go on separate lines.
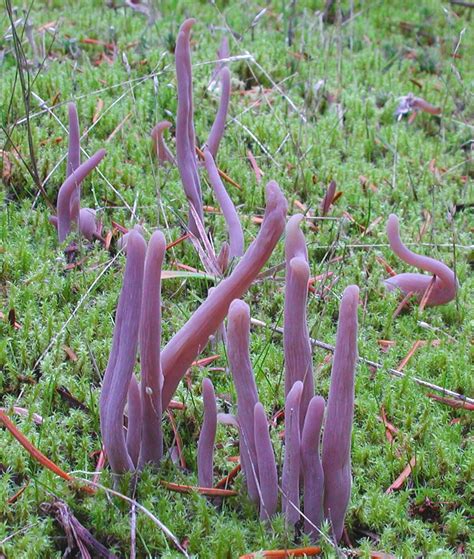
top-left (1, 1), bottom-right (473, 557)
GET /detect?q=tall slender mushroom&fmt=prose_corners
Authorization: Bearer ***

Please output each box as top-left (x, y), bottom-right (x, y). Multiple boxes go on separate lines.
top-left (57, 149), bottom-right (106, 242)
top-left (254, 402), bottom-right (278, 520)
top-left (384, 214), bottom-right (457, 306)
top-left (138, 231), bottom-right (166, 468)
top-left (204, 149), bottom-right (244, 258)
top-left (175, 18), bottom-right (204, 237)
top-left (100, 230), bottom-right (147, 474)
top-left (160, 180), bottom-right (287, 410)
top-left (284, 214), bottom-right (314, 426)
top-left (301, 395), bottom-right (325, 539)
top-left (282, 380), bottom-right (303, 526)
top-left (227, 299), bottom-right (259, 503)
top-left (322, 285), bottom-right (359, 542)
top-left (205, 66), bottom-right (231, 159)
top-left (197, 377), bottom-right (217, 488)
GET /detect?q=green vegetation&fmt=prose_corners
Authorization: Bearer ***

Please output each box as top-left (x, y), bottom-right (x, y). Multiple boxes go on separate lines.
top-left (1, 1), bottom-right (472, 557)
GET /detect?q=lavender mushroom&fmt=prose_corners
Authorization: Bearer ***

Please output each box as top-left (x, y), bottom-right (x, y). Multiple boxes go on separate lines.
top-left (301, 395), bottom-right (325, 539)
top-left (322, 285), bottom-right (359, 542)
top-left (282, 380), bottom-right (303, 526)
top-left (205, 66), bottom-right (231, 158)
top-left (204, 149), bottom-right (244, 258)
top-left (254, 402), bottom-right (278, 520)
top-left (126, 375), bottom-right (142, 467)
top-left (320, 180), bottom-right (336, 216)
top-left (56, 149), bottom-right (106, 242)
top-left (138, 231), bottom-right (166, 468)
top-left (197, 377), bottom-right (217, 488)
top-left (160, 180), bottom-right (287, 410)
top-left (100, 230), bottom-right (147, 474)
top-left (227, 299), bottom-right (259, 503)
top-left (175, 18), bottom-right (204, 237)
top-left (384, 214), bottom-right (457, 306)
top-left (151, 121), bottom-right (175, 165)
top-left (284, 214), bottom-right (314, 426)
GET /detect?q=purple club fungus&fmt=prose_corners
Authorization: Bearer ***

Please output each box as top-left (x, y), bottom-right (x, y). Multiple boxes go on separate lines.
top-left (67, 103), bottom-right (80, 182)
top-left (100, 229), bottom-right (147, 474)
top-left (322, 285), bottom-right (359, 542)
top-left (384, 214), bottom-right (457, 306)
top-left (160, 180), bottom-right (287, 410)
top-left (284, 214), bottom-right (314, 426)
top-left (227, 299), bottom-right (260, 503)
top-left (301, 395), bottom-right (325, 538)
top-left (254, 402), bottom-right (278, 520)
top-left (395, 93), bottom-right (441, 121)
top-left (78, 208), bottom-right (98, 241)
top-left (205, 66), bottom-right (231, 159)
top-left (56, 149), bottom-right (105, 242)
top-left (175, 18), bottom-right (204, 237)
top-left (138, 231), bottom-right (166, 468)
top-left (282, 380), bottom-right (303, 526)
top-left (197, 377), bottom-right (217, 488)
top-left (151, 121), bottom-right (175, 165)
top-left (320, 180), bottom-right (337, 216)
top-left (126, 375), bottom-right (142, 468)
top-left (204, 149), bottom-right (244, 258)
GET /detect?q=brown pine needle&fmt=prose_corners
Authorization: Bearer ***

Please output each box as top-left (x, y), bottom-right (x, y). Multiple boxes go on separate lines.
top-left (392, 291), bottom-right (414, 318)
top-left (0, 411), bottom-right (94, 494)
top-left (166, 410), bottom-right (186, 469)
top-left (7, 481), bottom-right (29, 504)
top-left (418, 276), bottom-right (436, 312)
top-left (427, 393), bottom-right (474, 411)
top-left (214, 463), bottom-right (241, 489)
top-left (376, 256), bottom-right (397, 277)
top-left (195, 146), bottom-right (241, 190)
top-left (385, 456), bottom-right (416, 493)
top-left (160, 481), bottom-right (238, 497)
top-left (166, 233), bottom-right (191, 251)
top-left (398, 340), bottom-right (427, 371)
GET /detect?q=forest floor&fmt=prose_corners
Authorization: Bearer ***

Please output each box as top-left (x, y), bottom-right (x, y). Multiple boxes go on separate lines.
top-left (0, 1), bottom-right (473, 557)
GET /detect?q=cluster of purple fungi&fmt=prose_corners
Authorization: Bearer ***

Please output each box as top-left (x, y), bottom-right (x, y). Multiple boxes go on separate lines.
top-left (49, 19), bottom-right (458, 543)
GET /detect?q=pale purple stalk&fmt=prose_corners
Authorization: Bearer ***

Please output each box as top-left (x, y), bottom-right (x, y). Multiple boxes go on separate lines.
top-left (384, 214), bottom-right (457, 306)
top-left (57, 149), bottom-right (105, 242)
top-left (100, 230), bottom-right (147, 474)
top-left (67, 103), bottom-right (81, 215)
top-left (282, 380), bottom-right (303, 526)
top-left (206, 66), bottom-right (231, 158)
top-left (78, 208), bottom-right (98, 240)
top-left (197, 377), bottom-right (217, 488)
top-left (138, 231), bottom-right (166, 468)
top-left (175, 18), bottom-right (204, 237)
top-left (160, 180), bottom-right (287, 409)
top-left (254, 402), bottom-right (278, 520)
top-left (227, 299), bottom-right (259, 503)
top-left (322, 285), bottom-right (359, 542)
top-left (284, 214), bottom-right (313, 427)
top-left (301, 395), bottom-right (325, 539)
top-left (126, 375), bottom-right (142, 467)
top-left (204, 149), bottom-right (244, 258)
top-left (320, 180), bottom-right (336, 216)
top-left (151, 121), bottom-right (175, 165)
top-left (211, 35), bottom-right (230, 82)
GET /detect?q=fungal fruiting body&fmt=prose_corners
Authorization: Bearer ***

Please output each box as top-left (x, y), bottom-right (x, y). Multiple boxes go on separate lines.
top-left (151, 121), bottom-right (175, 165)
top-left (175, 18), bottom-right (204, 237)
top-left (322, 285), bottom-right (359, 542)
top-left (138, 231), bottom-right (166, 468)
top-left (384, 214), bottom-right (457, 306)
top-left (301, 395), bottom-right (325, 538)
top-left (282, 380), bottom-right (303, 526)
top-left (205, 66), bottom-right (231, 158)
top-left (197, 378), bottom-right (217, 488)
top-left (100, 230), bottom-right (147, 474)
top-left (254, 402), bottom-right (278, 520)
top-left (227, 299), bottom-right (260, 503)
top-left (284, 214), bottom-right (314, 427)
top-left (160, 180), bottom-right (287, 410)
top-left (204, 149), bottom-right (244, 258)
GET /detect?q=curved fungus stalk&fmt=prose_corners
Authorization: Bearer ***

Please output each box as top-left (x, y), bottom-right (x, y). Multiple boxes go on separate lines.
top-left (197, 378), bottom-right (217, 488)
top-left (384, 214), bottom-right (457, 306)
top-left (151, 121), bottom-right (175, 165)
